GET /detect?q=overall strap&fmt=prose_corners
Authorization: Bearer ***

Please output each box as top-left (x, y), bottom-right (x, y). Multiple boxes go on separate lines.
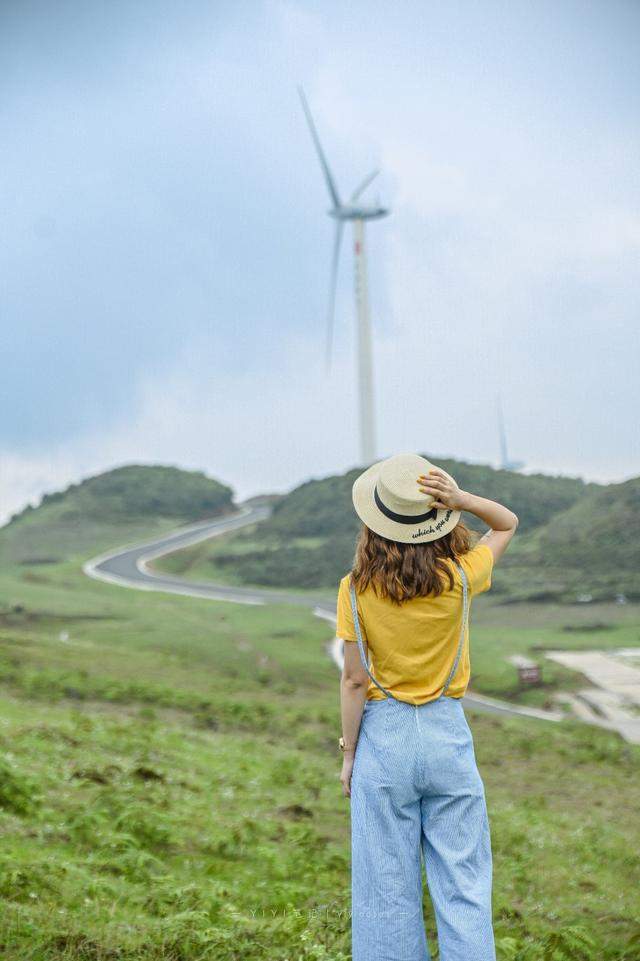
top-left (442, 562), bottom-right (469, 695)
top-left (348, 561), bottom-right (470, 700)
top-left (349, 577), bottom-right (392, 698)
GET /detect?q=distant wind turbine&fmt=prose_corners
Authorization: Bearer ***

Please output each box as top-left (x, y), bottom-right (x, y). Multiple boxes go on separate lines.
top-left (496, 393), bottom-right (524, 472)
top-left (297, 85), bottom-right (390, 466)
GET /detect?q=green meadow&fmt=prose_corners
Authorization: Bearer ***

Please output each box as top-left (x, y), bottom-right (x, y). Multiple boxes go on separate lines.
top-left (1, 468), bottom-right (639, 959)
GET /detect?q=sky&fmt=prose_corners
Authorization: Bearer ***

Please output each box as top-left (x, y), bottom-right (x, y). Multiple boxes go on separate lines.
top-left (2, 0), bottom-right (639, 522)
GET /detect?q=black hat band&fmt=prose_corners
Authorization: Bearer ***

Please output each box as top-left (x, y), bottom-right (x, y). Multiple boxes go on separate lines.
top-left (374, 484), bottom-right (438, 525)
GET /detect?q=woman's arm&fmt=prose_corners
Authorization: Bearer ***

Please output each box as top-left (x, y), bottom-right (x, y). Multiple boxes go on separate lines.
top-left (339, 642), bottom-right (369, 798)
top-left (417, 467), bottom-right (519, 563)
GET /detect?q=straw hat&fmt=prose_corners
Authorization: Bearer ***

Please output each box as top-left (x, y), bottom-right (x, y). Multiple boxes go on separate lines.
top-left (352, 452), bottom-right (461, 544)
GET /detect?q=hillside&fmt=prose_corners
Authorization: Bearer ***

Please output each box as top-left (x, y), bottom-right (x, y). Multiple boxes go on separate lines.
top-left (521, 475), bottom-right (640, 571)
top-left (260, 455), bottom-right (591, 540)
top-left (0, 465), bottom-right (235, 566)
top-left (496, 476), bottom-right (640, 602)
top-left (156, 456), bottom-right (640, 602)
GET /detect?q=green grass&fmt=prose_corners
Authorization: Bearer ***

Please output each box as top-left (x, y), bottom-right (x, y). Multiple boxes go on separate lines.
top-left (2, 689), bottom-right (639, 960)
top-left (1, 525), bottom-right (640, 958)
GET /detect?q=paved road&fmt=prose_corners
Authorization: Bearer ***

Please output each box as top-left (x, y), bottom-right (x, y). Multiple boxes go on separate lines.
top-left (546, 650), bottom-right (640, 743)
top-left (84, 503), bottom-right (332, 609)
top-left (83, 502), bottom-right (564, 724)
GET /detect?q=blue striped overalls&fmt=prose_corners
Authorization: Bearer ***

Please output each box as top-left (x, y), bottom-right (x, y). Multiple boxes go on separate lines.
top-left (348, 564), bottom-right (496, 961)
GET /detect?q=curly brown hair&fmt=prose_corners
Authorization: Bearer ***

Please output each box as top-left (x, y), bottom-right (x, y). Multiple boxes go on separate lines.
top-left (351, 521), bottom-right (477, 604)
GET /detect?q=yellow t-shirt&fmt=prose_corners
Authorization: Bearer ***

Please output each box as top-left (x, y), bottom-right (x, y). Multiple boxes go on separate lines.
top-left (335, 543), bottom-right (493, 705)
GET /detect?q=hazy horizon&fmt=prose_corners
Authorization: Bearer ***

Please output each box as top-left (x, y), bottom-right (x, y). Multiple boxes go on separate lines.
top-left (2, 449), bottom-right (633, 528)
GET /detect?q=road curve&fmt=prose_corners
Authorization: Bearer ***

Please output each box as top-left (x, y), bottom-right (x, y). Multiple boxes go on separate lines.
top-left (83, 501), bottom-right (564, 724)
top-left (83, 503), bottom-right (332, 609)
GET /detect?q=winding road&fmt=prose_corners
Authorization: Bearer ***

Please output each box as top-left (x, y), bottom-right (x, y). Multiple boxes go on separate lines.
top-left (83, 501), bottom-right (564, 724)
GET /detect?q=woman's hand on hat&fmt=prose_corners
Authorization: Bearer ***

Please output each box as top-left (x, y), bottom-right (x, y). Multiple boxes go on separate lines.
top-left (416, 467), bottom-right (467, 511)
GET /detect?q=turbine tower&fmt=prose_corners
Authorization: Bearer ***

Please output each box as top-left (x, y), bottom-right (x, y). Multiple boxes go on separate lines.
top-left (298, 85), bottom-right (389, 466)
top-left (496, 393), bottom-right (524, 472)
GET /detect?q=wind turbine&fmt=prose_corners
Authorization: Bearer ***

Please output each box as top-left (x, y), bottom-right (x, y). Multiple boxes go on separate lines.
top-left (297, 85), bottom-right (389, 466)
top-left (496, 393), bottom-right (524, 472)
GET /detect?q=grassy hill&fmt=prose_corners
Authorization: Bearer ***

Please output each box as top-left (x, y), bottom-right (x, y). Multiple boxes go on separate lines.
top-left (493, 476), bottom-right (640, 603)
top-left (155, 456), bottom-right (640, 602)
top-left (516, 475), bottom-right (640, 571)
top-left (0, 465), bottom-right (235, 567)
top-left (259, 456), bottom-right (592, 540)
top-left (0, 495), bottom-right (639, 958)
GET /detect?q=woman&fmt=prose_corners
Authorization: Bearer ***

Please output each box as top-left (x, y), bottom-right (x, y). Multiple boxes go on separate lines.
top-left (335, 452), bottom-right (519, 961)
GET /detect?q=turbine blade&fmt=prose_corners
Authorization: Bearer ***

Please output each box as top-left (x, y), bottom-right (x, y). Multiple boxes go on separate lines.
top-left (297, 85), bottom-right (341, 208)
top-left (350, 168), bottom-right (379, 203)
top-left (326, 219), bottom-right (345, 372)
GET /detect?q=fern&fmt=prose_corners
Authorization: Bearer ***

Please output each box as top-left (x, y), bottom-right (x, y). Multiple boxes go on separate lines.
top-left (542, 925), bottom-right (597, 961)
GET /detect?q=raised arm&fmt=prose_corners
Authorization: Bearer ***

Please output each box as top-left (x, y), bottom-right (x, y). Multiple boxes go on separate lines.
top-left (417, 467), bottom-right (519, 564)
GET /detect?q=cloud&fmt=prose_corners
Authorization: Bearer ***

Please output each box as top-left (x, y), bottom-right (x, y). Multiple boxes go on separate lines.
top-left (0, 328), bottom-right (359, 525)
top-left (2, 0), bottom-right (639, 522)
